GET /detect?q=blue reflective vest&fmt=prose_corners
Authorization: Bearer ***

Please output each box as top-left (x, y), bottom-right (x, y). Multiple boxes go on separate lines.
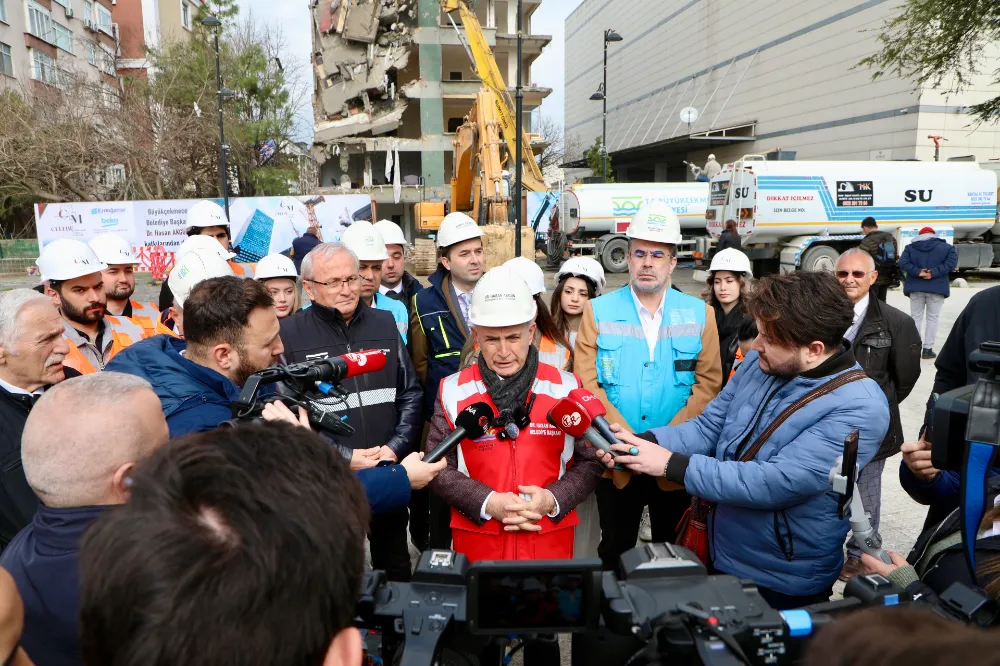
top-left (590, 286), bottom-right (707, 431)
top-left (373, 292), bottom-right (409, 343)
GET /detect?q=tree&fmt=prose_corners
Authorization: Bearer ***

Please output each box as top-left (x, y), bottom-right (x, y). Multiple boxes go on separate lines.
top-left (535, 115), bottom-right (565, 174)
top-left (860, 0), bottom-right (1000, 124)
top-left (584, 136), bottom-right (614, 182)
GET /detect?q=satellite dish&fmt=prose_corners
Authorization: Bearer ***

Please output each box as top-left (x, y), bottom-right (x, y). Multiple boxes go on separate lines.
top-left (679, 107), bottom-right (699, 124)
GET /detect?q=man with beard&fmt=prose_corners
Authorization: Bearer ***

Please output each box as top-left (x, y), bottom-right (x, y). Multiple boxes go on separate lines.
top-left (599, 271), bottom-right (890, 610)
top-left (36, 239), bottom-right (146, 374)
top-left (88, 233), bottom-right (164, 338)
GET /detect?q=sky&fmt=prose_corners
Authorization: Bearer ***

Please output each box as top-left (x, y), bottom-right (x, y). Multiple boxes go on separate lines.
top-left (238, 0), bottom-right (585, 141)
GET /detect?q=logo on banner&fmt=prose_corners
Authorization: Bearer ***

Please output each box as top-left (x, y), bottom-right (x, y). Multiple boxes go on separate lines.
top-left (611, 196), bottom-right (644, 217)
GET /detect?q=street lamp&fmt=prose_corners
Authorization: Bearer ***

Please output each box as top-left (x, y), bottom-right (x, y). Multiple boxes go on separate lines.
top-left (590, 29), bottom-right (622, 183)
top-left (202, 14), bottom-right (230, 220)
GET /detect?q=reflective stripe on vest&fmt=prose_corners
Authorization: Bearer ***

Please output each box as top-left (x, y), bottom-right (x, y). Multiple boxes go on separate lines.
top-left (228, 262), bottom-right (256, 277)
top-left (537, 336), bottom-right (571, 371)
top-left (62, 315), bottom-right (142, 373)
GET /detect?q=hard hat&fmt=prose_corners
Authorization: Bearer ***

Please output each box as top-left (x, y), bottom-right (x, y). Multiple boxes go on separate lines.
top-left (625, 201), bottom-right (683, 245)
top-left (186, 200), bottom-right (229, 229)
top-left (168, 249), bottom-right (235, 307)
top-left (468, 265), bottom-right (537, 328)
top-left (36, 239), bottom-right (107, 282)
top-left (504, 256), bottom-right (546, 295)
top-left (374, 219), bottom-right (407, 247)
top-left (708, 154), bottom-right (716, 160)
top-left (255, 253), bottom-right (298, 280)
top-left (88, 233), bottom-right (138, 265)
top-left (436, 212), bottom-right (483, 249)
top-left (341, 220), bottom-right (388, 261)
top-left (707, 248), bottom-right (752, 277)
top-left (176, 233), bottom-right (236, 261)
top-left (555, 256), bottom-right (606, 295)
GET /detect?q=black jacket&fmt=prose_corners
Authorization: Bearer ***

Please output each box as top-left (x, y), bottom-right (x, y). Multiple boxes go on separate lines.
top-left (382, 271), bottom-right (424, 320)
top-left (716, 230), bottom-right (742, 252)
top-left (859, 230), bottom-right (898, 286)
top-left (279, 300), bottom-right (422, 457)
top-left (291, 231), bottom-right (322, 272)
top-left (851, 296), bottom-right (921, 461)
top-left (713, 302), bottom-right (750, 386)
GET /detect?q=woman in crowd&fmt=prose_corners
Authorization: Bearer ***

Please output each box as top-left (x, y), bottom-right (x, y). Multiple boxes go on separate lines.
top-left (550, 257), bottom-right (606, 349)
top-left (703, 248), bottom-right (753, 385)
top-left (256, 253), bottom-right (301, 319)
top-left (717, 219), bottom-right (742, 252)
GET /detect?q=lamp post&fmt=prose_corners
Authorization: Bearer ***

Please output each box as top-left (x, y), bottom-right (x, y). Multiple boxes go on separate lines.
top-left (513, 0), bottom-right (524, 257)
top-left (202, 14), bottom-right (232, 220)
top-left (590, 28), bottom-right (622, 183)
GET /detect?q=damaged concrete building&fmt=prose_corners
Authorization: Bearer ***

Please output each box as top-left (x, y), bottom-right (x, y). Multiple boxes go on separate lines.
top-left (311, 0), bottom-right (551, 236)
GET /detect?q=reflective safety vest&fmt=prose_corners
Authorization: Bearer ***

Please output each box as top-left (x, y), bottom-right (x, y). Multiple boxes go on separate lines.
top-left (124, 299), bottom-right (161, 339)
top-left (229, 261), bottom-right (256, 277)
top-left (537, 335), bottom-right (571, 371)
top-left (62, 315), bottom-right (144, 374)
top-left (373, 293), bottom-right (408, 343)
top-left (438, 362), bottom-right (581, 562)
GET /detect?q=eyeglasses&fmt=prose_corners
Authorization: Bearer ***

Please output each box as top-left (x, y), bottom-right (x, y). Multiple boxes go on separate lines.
top-left (631, 249), bottom-right (668, 260)
top-left (835, 270), bottom-right (873, 280)
top-left (305, 275), bottom-right (360, 290)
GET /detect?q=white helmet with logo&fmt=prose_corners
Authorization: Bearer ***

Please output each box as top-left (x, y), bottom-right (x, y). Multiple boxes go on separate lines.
top-left (341, 220), bottom-right (388, 261)
top-left (625, 201), bottom-right (683, 245)
top-left (504, 256), bottom-right (546, 296)
top-left (469, 265), bottom-right (537, 328)
top-left (36, 239), bottom-right (108, 281)
top-left (436, 212), bottom-right (483, 249)
top-left (255, 253), bottom-right (298, 280)
top-left (176, 233), bottom-right (236, 261)
top-left (169, 249), bottom-right (235, 307)
top-left (374, 219), bottom-right (407, 247)
top-left (707, 248), bottom-right (752, 278)
top-left (88, 233), bottom-right (138, 266)
top-left (554, 256), bottom-right (606, 295)
top-left (186, 200), bottom-right (229, 229)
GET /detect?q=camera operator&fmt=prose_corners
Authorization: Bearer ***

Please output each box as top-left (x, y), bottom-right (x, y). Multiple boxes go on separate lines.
top-left (1, 373), bottom-right (168, 666)
top-left (78, 423), bottom-right (369, 666)
top-left (600, 272), bottom-right (890, 609)
top-left (279, 242), bottom-right (423, 582)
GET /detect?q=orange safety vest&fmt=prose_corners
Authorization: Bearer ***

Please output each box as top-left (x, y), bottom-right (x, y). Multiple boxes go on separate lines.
top-left (438, 361), bottom-right (582, 562)
top-left (228, 261), bottom-right (256, 277)
top-left (124, 299), bottom-right (161, 339)
top-left (62, 315), bottom-right (144, 375)
top-left (537, 335), bottom-right (572, 371)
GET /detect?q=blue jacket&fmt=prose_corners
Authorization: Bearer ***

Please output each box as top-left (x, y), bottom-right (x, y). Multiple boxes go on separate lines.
top-left (412, 267), bottom-right (468, 417)
top-left (291, 231), bottom-right (321, 272)
top-left (649, 349), bottom-right (890, 596)
top-left (898, 236), bottom-right (958, 297)
top-left (373, 292), bottom-right (409, 344)
top-left (0, 504), bottom-right (109, 666)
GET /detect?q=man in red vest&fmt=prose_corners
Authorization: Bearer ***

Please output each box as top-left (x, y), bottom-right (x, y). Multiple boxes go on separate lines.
top-left (425, 264), bottom-right (605, 562)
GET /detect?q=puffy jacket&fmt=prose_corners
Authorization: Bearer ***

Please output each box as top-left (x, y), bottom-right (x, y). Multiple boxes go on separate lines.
top-left (898, 236), bottom-right (959, 297)
top-left (650, 347), bottom-right (890, 597)
top-left (279, 299), bottom-right (422, 458)
top-left (105, 335), bottom-right (242, 437)
top-left (382, 271), bottom-right (424, 320)
top-left (372, 292), bottom-right (410, 344)
top-left (410, 268), bottom-right (469, 417)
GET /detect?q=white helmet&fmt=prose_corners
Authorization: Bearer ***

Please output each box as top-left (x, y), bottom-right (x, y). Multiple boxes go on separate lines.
top-left (374, 219), bottom-right (407, 247)
top-left (504, 256), bottom-right (546, 296)
top-left (469, 265), bottom-right (537, 328)
top-left (626, 201), bottom-right (683, 245)
top-left (341, 220), bottom-right (388, 261)
top-left (436, 212), bottom-right (483, 249)
top-left (88, 233), bottom-right (138, 266)
top-left (36, 239), bottom-right (107, 282)
top-left (256, 253), bottom-right (298, 280)
top-left (168, 249), bottom-right (236, 307)
top-left (707, 248), bottom-right (752, 278)
top-left (555, 257), bottom-right (606, 295)
top-left (708, 154), bottom-right (716, 160)
top-left (186, 200), bottom-right (229, 229)
top-left (176, 233), bottom-right (236, 261)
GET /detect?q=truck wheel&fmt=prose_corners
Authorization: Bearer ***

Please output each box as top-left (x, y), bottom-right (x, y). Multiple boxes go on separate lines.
top-left (800, 245), bottom-right (840, 273)
top-left (546, 232), bottom-right (566, 268)
top-left (601, 237), bottom-right (629, 273)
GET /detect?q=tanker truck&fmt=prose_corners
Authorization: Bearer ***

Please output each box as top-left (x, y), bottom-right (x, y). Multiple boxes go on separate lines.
top-left (706, 156), bottom-right (999, 274)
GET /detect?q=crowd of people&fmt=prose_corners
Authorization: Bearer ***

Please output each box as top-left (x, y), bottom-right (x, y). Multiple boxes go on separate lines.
top-left (0, 196), bottom-right (996, 666)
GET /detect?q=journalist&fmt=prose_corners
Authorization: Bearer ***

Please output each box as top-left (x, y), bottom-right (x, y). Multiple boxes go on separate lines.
top-left (601, 272), bottom-right (890, 609)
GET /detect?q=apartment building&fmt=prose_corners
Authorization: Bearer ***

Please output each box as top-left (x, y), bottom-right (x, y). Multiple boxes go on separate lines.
top-left (114, 0), bottom-right (207, 78)
top-left (311, 0), bottom-right (551, 234)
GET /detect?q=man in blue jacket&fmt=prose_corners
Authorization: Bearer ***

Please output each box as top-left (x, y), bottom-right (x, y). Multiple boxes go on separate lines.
top-left (898, 227), bottom-right (959, 359)
top-left (602, 272), bottom-right (890, 610)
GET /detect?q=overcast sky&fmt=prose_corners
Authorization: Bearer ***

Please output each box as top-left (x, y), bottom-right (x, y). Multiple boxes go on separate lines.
top-left (238, 0), bottom-right (584, 141)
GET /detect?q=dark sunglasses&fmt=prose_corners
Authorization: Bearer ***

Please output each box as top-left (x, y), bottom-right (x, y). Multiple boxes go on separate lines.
top-left (835, 270), bottom-right (872, 280)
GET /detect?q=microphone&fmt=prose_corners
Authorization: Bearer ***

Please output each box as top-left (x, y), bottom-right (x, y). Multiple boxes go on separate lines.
top-left (425, 402), bottom-right (496, 463)
top-left (306, 350), bottom-right (387, 387)
top-left (547, 397), bottom-right (619, 458)
top-left (567, 388), bottom-right (620, 448)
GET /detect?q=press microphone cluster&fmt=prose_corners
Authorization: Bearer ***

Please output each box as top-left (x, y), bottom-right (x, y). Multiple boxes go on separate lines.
top-left (425, 402), bottom-right (497, 463)
top-left (546, 389), bottom-right (624, 461)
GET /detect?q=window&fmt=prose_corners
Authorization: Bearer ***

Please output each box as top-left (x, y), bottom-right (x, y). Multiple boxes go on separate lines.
top-left (96, 43), bottom-right (114, 75)
top-left (52, 0), bottom-right (68, 7)
top-left (28, 2), bottom-right (53, 42)
top-left (0, 43), bottom-right (12, 77)
top-left (181, 1), bottom-right (191, 30)
top-left (53, 22), bottom-right (73, 53)
top-left (83, 0), bottom-right (93, 22)
top-left (87, 41), bottom-right (97, 66)
top-left (96, 4), bottom-right (112, 33)
top-left (0, 0), bottom-right (7, 24)
top-left (449, 71), bottom-right (463, 81)
top-left (31, 49), bottom-right (56, 84)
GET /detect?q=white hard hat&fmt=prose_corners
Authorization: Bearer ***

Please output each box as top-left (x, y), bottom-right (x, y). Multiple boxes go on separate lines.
top-left (168, 249), bottom-right (236, 307)
top-left (186, 200), bottom-right (229, 229)
top-left (555, 257), bottom-right (606, 295)
top-left (176, 233), bottom-right (236, 261)
top-left (708, 154), bottom-right (716, 160)
top-left (626, 201), bottom-right (683, 245)
top-left (436, 212), bottom-right (483, 249)
top-left (708, 248), bottom-right (752, 277)
top-left (255, 253), bottom-right (298, 280)
top-left (88, 233), bottom-right (138, 265)
top-left (36, 238), bottom-right (107, 282)
top-left (504, 256), bottom-right (546, 295)
top-left (374, 219), bottom-right (407, 247)
top-left (341, 220), bottom-right (388, 261)
top-left (469, 265), bottom-right (537, 328)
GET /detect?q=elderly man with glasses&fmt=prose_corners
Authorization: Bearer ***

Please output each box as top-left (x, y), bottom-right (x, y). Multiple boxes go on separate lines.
top-left (279, 242), bottom-right (423, 583)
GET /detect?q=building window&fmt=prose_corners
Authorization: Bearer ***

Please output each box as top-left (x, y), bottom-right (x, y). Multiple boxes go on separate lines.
top-left (87, 41), bottom-right (97, 66)
top-left (83, 0), bottom-right (93, 22)
top-left (53, 22), bottom-right (73, 53)
top-left (96, 4), bottom-right (112, 33)
top-left (0, 43), bottom-right (12, 77)
top-left (0, 0), bottom-right (7, 25)
top-left (31, 49), bottom-right (56, 84)
top-left (52, 0), bottom-right (68, 8)
top-left (181, 1), bottom-right (191, 30)
top-left (98, 43), bottom-right (114, 75)
top-left (28, 2), bottom-right (53, 42)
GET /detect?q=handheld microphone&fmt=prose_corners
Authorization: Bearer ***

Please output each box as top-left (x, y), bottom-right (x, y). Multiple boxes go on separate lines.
top-left (425, 402), bottom-right (496, 463)
top-left (308, 349), bottom-right (387, 386)
top-left (567, 388), bottom-right (620, 449)
top-left (547, 398), bottom-right (619, 458)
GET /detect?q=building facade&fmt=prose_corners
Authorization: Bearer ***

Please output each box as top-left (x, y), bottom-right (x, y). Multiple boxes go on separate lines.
top-left (564, 0), bottom-right (1000, 182)
top-left (114, 0), bottom-right (207, 78)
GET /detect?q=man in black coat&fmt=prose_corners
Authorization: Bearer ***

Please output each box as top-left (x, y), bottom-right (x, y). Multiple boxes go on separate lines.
top-left (835, 250), bottom-right (921, 579)
top-left (291, 225), bottom-right (323, 273)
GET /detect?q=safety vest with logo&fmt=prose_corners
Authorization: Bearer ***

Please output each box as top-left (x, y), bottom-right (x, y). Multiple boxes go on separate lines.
top-left (438, 362), bottom-right (581, 562)
top-left (62, 315), bottom-right (145, 375)
top-left (537, 335), bottom-right (571, 371)
top-left (372, 293), bottom-right (408, 344)
top-left (589, 286), bottom-right (706, 431)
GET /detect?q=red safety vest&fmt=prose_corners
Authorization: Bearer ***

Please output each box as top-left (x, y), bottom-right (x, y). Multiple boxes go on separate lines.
top-left (438, 362), bottom-right (582, 562)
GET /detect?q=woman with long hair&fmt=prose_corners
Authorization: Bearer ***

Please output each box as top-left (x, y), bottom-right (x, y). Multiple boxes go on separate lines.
top-left (550, 257), bottom-right (605, 349)
top-left (717, 219), bottom-right (742, 251)
top-left (702, 248), bottom-right (753, 385)
top-left (255, 253), bottom-right (301, 319)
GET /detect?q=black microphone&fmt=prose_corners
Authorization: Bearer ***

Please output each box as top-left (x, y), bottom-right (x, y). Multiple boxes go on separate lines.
top-left (425, 402), bottom-right (496, 463)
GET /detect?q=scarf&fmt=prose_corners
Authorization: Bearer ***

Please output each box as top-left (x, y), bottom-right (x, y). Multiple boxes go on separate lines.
top-left (477, 345), bottom-right (538, 429)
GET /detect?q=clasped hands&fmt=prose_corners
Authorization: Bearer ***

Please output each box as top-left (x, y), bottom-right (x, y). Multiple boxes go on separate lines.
top-left (487, 486), bottom-right (557, 532)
